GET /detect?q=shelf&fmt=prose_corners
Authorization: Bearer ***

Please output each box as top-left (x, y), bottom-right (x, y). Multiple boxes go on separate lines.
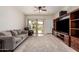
top-left (70, 28), bottom-right (79, 30)
top-left (71, 29), bottom-right (79, 38)
top-left (71, 19), bottom-right (79, 21)
top-left (71, 36), bottom-right (79, 39)
top-left (71, 21), bottom-right (79, 28)
top-left (71, 35), bottom-right (79, 38)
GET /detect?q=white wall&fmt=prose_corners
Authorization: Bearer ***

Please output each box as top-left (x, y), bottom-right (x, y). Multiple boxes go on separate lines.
top-left (53, 6), bottom-right (79, 19)
top-left (25, 15), bottom-right (53, 34)
top-left (44, 19), bottom-right (53, 34)
top-left (0, 7), bottom-right (25, 31)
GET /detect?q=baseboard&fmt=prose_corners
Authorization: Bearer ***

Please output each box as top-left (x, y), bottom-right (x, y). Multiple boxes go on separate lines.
top-left (46, 33), bottom-right (52, 34)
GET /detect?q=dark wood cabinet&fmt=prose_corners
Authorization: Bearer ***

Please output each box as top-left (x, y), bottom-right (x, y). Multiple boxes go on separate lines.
top-left (70, 9), bottom-right (79, 51)
top-left (53, 8), bottom-right (79, 51)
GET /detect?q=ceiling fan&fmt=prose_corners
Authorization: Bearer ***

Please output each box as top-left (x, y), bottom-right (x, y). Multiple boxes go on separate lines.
top-left (34, 6), bottom-right (47, 12)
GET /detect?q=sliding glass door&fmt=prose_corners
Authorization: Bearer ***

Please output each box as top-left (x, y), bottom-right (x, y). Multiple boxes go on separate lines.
top-left (28, 19), bottom-right (44, 34)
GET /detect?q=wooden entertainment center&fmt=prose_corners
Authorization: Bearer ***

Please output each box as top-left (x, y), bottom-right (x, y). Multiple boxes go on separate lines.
top-left (53, 9), bottom-right (79, 51)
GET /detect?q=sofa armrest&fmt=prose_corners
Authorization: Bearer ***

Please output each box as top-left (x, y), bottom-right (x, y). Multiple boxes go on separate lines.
top-left (0, 36), bottom-right (15, 50)
top-left (0, 36), bottom-right (13, 39)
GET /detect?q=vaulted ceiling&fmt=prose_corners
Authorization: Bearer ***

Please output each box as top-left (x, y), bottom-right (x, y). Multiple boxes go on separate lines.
top-left (16, 6), bottom-right (64, 15)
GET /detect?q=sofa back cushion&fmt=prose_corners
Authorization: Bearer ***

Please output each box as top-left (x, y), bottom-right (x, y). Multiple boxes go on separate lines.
top-left (20, 30), bottom-right (28, 34)
top-left (17, 30), bottom-right (22, 34)
top-left (16, 30), bottom-right (28, 35)
top-left (0, 31), bottom-right (12, 37)
top-left (10, 30), bottom-right (18, 36)
top-left (0, 29), bottom-right (28, 37)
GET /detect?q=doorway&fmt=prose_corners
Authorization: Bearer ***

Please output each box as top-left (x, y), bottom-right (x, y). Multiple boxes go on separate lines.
top-left (28, 19), bottom-right (44, 36)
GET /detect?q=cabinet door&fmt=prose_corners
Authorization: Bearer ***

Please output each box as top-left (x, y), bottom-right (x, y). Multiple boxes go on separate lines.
top-left (71, 37), bottom-right (79, 51)
top-left (64, 35), bottom-right (69, 46)
top-left (71, 37), bottom-right (76, 49)
top-left (74, 39), bottom-right (79, 51)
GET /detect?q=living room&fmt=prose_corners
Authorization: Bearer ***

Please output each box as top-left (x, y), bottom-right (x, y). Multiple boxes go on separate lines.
top-left (0, 6), bottom-right (79, 52)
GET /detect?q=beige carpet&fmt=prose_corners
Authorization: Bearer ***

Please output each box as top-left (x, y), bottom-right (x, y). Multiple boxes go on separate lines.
top-left (14, 34), bottom-right (76, 52)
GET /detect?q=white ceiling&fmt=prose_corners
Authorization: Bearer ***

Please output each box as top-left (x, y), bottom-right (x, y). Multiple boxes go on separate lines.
top-left (16, 6), bottom-right (64, 15)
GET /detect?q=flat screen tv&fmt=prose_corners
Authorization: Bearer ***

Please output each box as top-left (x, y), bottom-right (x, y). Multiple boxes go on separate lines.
top-left (56, 18), bottom-right (69, 34)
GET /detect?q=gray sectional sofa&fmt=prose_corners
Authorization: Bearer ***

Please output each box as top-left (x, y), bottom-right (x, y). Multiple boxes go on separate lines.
top-left (0, 29), bottom-right (28, 51)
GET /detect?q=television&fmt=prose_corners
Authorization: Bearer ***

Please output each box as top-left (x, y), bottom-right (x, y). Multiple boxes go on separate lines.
top-left (56, 18), bottom-right (69, 34)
